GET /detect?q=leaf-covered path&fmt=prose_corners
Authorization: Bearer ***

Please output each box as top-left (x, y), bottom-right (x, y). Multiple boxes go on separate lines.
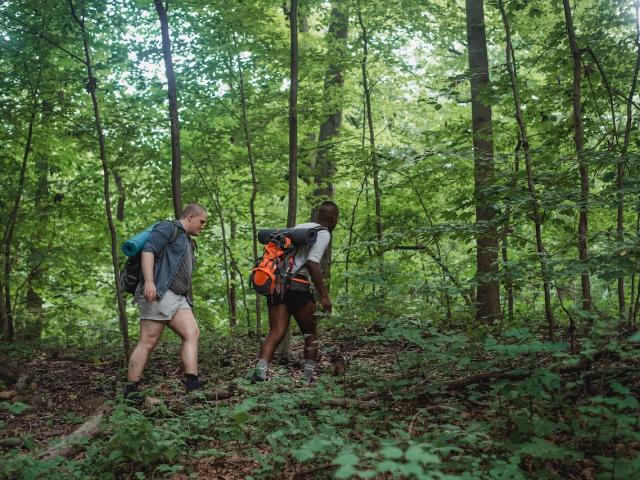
top-left (2, 325), bottom-right (639, 479)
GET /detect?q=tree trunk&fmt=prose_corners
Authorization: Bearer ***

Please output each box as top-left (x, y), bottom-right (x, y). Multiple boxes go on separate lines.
top-left (114, 171), bottom-right (126, 222)
top-left (68, 0), bottom-right (130, 360)
top-left (153, 0), bottom-right (182, 218)
top-left (24, 150), bottom-right (49, 340)
top-left (2, 106), bottom-right (36, 342)
top-left (562, 0), bottom-right (592, 313)
top-left (624, 2), bottom-right (640, 326)
top-left (232, 36), bottom-right (262, 336)
top-left (216, 196), bottom-right (232, 328)
top-left (465, 0), bottom-right (501, 323)
top-left (281, 0), bottom-right (299, 362)
top-left (357, 2), bottom-right (384, 287)
top-left (229, 218), bottom-right (238, 328)
top-left (0, 281), bottom-right (10, 343)
top-left (312, 0), bottom-right (348, 291)
top-left (498, 0), bottom-right (555, 338)
top-left (287, 0), bottom-right (299, 230)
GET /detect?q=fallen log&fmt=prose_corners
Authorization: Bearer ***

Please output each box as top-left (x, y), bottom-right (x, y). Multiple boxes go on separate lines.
top-left (436, 354), bottom-right (613, 392)
top-left (38, 404), bottom-right (111, 460)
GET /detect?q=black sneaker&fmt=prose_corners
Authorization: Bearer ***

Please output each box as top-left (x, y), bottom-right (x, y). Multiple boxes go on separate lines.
top-left (123, 382), bottom-right (144, 406)
top-left (182, 376), bottom-right (207, 392)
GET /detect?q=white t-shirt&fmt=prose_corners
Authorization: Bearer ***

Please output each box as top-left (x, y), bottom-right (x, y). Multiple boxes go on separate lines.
top-left (292, 222), bottom-right (331, 278)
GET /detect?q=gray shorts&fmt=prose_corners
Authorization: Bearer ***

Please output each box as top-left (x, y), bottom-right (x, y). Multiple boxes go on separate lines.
top-left (137, 290), bottom-right (191, 321)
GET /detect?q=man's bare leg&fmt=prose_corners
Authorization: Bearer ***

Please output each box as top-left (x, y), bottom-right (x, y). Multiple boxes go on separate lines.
top-left (168, 308), bottom-right (200, 375)
top-left (128, 320), bottom-right (166, 382)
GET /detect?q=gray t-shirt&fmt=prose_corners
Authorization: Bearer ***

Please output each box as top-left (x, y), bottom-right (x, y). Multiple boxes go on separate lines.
top-left (169, 239), bottom-right (193, 296)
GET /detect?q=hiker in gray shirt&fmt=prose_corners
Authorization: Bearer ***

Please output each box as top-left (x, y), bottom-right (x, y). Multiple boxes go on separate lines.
top-left (124, 203), bottom-right (208, 401)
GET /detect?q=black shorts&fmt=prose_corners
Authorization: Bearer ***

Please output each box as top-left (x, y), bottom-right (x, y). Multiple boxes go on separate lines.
top-left (267, 290), bottom-right (315, 314)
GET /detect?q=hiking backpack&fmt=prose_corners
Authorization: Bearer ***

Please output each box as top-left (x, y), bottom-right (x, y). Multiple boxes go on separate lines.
top-left (250, 227), bottom-right (324, 297)
top-left (119, 223), bottom-right (179, 294)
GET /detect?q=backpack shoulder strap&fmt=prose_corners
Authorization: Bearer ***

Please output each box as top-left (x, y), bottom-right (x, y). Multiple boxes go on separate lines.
top-left (169, 222), bottom-right (180, 243)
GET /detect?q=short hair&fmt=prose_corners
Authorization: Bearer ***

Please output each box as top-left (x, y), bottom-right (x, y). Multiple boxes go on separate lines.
top-left (316, 200), bottom-right (338, 222)
top-left (179, 203), bottom-right (206, 219)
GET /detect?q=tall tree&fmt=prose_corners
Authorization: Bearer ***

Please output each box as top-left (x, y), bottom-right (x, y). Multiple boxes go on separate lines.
top-left (312, 0), bottom-right (348, 289)
top-left (465, 0), bottom-right (501, 322)
top-left (356, 1), bottom-right (383, 264)
top-left (68, 0), bottom-right (130, 359)
top-left (232, 36), bottom-right (262, 336)
top-left (562, 0), bottom-right (592, 313)
top-left (281, 0), bottom-right (299, 361)
top-left (625, 1), bottom-right (640, 325)
top-left (287, 0), bottom-right (299, 230)
top-left (154, 0), bottom-right (182, 218)
top-left (498, 0), bottom-right (555, 338)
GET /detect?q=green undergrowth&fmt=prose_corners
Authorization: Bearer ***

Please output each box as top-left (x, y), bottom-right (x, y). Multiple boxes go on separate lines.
top-left (1, 316), bottom-right (639, 479)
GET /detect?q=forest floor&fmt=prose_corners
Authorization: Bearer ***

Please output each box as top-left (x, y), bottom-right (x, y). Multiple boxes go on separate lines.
top-left (1, 324), bottom-right (639, 479)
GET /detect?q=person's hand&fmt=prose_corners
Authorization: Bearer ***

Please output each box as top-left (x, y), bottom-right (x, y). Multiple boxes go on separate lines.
top-left (144, 283), bottom-right (157, 302)
top-left (320, 294), bottom-right (332, 313)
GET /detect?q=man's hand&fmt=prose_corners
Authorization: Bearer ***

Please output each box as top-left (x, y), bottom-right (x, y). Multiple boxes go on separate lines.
top-left (320, 294), bottom-right (332, 313)
top-left (144, 283), bottom-right (157, 302)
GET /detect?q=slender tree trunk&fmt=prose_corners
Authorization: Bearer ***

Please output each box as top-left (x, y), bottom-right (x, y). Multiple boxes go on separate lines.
top-left (465, 0), bottom-right (501, 323)
top-left (213, 188), bottom-right (232, 328)
top-left (2, 107), bottom-right (35, 342)
top-left (357, 5), bottom-right (383, 255)
top-left (623, 2), bottom-right (640, 326)
top-left (68, 0), bottom-right (129, 359)
top-left (287, 0), bottom-right (299, 230)
top-left (562, 0), bottom-right (592, 313)
top-left (498, 0), bottom-right (555, 338)
top-left (114, 171), bottom-right (126, 222)
top-left (232, 37), bottom-right (262, 336)
top-left (153, 0), bottom-right (182, 218)
top-left (280, 0), bottom-right (299, 361)
top-left (229, 218), bottom-right (238, 328)
top-left (25, 149), bottom-right (49, 339)
top-left (0, 284), bottom-right (9, 342)
top-left (501, 144), bottom-right (518, 326)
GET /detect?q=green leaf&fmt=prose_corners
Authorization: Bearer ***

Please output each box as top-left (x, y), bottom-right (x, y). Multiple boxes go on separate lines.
top-left (292, 448), bottom-right (314, 462)
top-left (1, 401), bottom-right (29, 415)
top-left (333, 452), bottom-right (359, 467)
top-left (334, 464), bottom-right (358, 479)
top-left (382, 446), bottom-right (403, 459)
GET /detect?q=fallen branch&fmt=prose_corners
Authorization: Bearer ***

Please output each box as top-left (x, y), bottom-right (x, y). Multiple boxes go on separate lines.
top-left (441, 352), bottom-right (615, 391)
top-left (289, 462), bottom-right (333, 479)
top-left (324, 397), bottom-right (378, 409)
top-left (38, 404), bottom-right (110, 460)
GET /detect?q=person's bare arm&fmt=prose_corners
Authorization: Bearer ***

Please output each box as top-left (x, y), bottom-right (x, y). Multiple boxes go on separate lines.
top-left (307, 260), bottom-right (331, 312)
top-left (141, 251), bottom-right (156, 302)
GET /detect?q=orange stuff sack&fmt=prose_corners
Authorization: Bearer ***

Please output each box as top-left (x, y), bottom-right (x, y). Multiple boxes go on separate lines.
top-left (250, 233), bottom-right (295, 297)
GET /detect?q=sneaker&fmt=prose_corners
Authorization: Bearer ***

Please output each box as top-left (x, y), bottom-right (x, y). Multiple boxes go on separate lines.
top-left (301, 374), bottom-right (316, 384)
top-left (182, 376), bottom-right (207, 392)
top-left (123, 382), bottom-right (144, 406)
top-left (249, 368), bottom-right (267, 384)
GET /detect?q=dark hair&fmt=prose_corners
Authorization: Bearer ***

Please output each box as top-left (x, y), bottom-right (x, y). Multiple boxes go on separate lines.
top-left (316, 200), bottom-right (338, 222)
top-left (179, 203), bottom-right (206, 219)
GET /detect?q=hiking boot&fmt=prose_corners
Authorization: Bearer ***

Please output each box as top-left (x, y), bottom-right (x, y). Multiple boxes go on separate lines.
top-left (182, 375), bottom-right (207, 392)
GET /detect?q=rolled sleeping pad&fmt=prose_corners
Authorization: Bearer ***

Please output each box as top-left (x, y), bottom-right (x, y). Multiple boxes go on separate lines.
top-left (121, 222), bottom-right (159, 257)
top-left (257, 227), bottom-right (321, 246)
